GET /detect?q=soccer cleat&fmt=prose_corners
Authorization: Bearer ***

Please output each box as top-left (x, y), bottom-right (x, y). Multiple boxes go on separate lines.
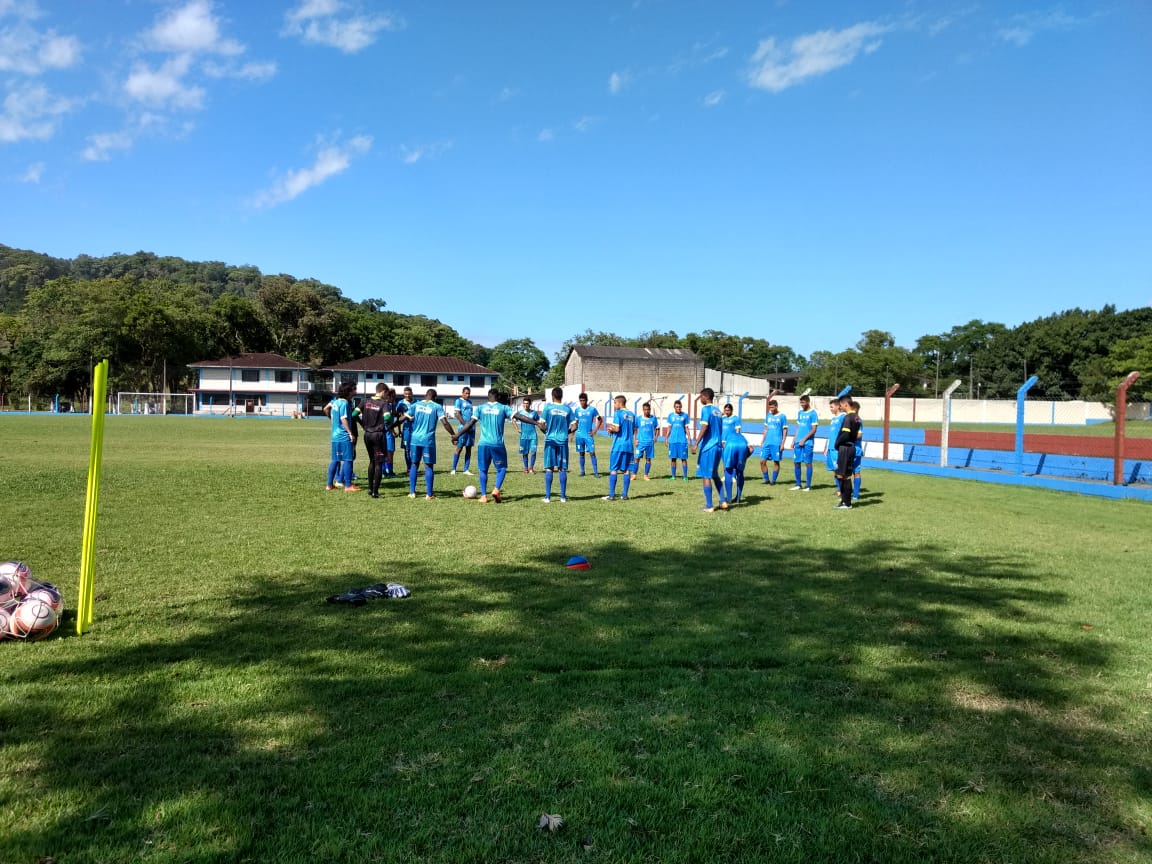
top-left (620, 496), bottom-right (629, 501)
top-left (559, 497), bottom-right (568, 503)
top-left (492, 488), bottom-right (502, 503)
top-left (407, 493), bottom-right (416, 499)
top-left (325, 485), bottom-right (336, 491)
top-left (344, 485), bottom-right (362, 493)
top-left (541, 497), bottom-right (551, 503)
top-left (701, 507), bottom-right (715, 513)
top-left (790, 485), bottom-right (801, 491)
top-left (425, 495), bottom-right (435, 501)
top-left (463, 470), bottom-right (473, 476)
top-left (479, 495), bottom-right (488, 503)
top-left (801, 486), bottom-right (811, 492)
top-left (836, 503), bottom-right (852, 509)
top-left (719, 501), bottom-right (729, 510)
top-left (450, 470), bottom-right (457, 475)
top-left (601, 495), bottom-right (615, 501)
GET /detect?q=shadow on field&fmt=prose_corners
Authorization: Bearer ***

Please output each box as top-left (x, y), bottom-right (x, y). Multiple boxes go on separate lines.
top-left (4, 537), bottom-right (1147, 863)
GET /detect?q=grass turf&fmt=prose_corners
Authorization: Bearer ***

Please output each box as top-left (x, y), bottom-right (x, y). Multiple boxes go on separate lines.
top-left (0, 416), bottom-right (1149, 863)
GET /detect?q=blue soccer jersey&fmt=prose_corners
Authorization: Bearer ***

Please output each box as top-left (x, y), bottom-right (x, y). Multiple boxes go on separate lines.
top-left (518, 410), bottom-right (540, 442)
top-left (574, 405), bottom-right (600, 437)
top-left (826, 412), bottom-right (846, 470)
top-left (720, 413), bottom-right (741, 442)
top-left (763, 412), bottom-right (787, 445)
top-left (475, 401), bottom-right (514, 446)
top-left (696, 404), bottom-right (721, 453)
top-left (409, 400), bottom-right (444, 447)
top-left (454, 397), bottom-right (474, 425)
top-left (542, 402), bottom-right (575, 443)
top-left (794, 408), bottom-right (818, 447)
top-left (610, 408), bottom-right (636, 454)
top-left (330, 397), bottom-right (352, 443)
top-left (665, 412), bottom-right (690, 444)
top-left (636, 415), bottom-right (658, 445)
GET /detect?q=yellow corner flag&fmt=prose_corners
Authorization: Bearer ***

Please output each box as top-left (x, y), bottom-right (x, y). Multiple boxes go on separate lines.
top-left (77, 359), bottom-right (109, 635)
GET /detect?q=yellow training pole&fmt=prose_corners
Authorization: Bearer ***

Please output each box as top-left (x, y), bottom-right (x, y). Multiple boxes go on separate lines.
top-left (77, 359), bottom-right (109, 635)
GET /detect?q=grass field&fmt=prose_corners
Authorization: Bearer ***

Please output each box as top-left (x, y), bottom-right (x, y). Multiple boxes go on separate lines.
top-left (1, 416), bottom-right (1149, 863)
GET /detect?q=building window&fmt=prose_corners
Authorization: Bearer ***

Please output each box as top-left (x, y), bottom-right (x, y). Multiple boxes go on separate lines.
top-left (241, 369), bottom-right (260, 383)
top-left (340, 373), bottom-right (357, 385)
top-left (275, 370), bottom-right (293, 383)
top-left (421, 374), bottom-right (438, 388)
top-left (393, 373), bottom-right (409, 386)
top-left (470, 375), bottom-right (486, 389)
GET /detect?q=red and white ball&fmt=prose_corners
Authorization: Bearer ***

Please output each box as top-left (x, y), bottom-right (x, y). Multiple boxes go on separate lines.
top-left (9, 598), bottom-right (58, 641)
top-left (463, 485), bottom-right (478, 499)
top-left (0, 561), bottom-right (30, 597)
top-left (25, 582), bottom-right (63, 615)
top-left (0, 606), bottom-right (12, 641)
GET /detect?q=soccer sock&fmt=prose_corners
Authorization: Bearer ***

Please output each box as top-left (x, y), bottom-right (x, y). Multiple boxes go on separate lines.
top-left (806, 465), bottom-right (813, 487)
top-left (522, 455), bottom-right (529, 470)
top-left (724, 471), bottom-right (733, 501)
top-left (479, 469), bottom-right (488, 494)
top-left (854, 475), bottom-right (861, 498)
top-left (794, 465), bottom-right (801, 485)
top-left (530, 453), bottom-right (536, 470)
top-left (425, 466), bottom-right (435, 496)
top-left (495, 467), bottom-right (507, 490)
top-left (622, 474), bottom-right (632, 497)
top-left (704, 484), bottom-right (713, 509)
top-left (608, 474), bottom-right (618, 497)
top-left (772, 469), bottom-right (779, 484)
top-left (736, 474), bottom-right (745, 501)
top-left (408, 465), bottom-right (417, 494)
top-left (671, 462), bottom-right (677, 478)
top-left (579, 453), bottom-right (586, 474)
top-left (452, 452), bottom-right (460, 471)
top-left (559, 471), bottom-right (567, 498)
top-left (644, 462), bottom-right (650, 477)
top-left (591, 455), bottom-right (599, 475)
top-left (343, 461), bottom-right (354, 487)
top-left (714, 470), bottom-right (726, 502)
top-left (464, 454), bottom-right (471, 471)
top-left (545, 472), bottom-right (553, 498)
top-left (327, 460), bottom-right (340, 486)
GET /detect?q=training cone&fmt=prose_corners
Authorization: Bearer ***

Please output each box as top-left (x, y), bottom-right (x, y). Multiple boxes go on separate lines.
top-left (565, 556), bottom-right (591, 570)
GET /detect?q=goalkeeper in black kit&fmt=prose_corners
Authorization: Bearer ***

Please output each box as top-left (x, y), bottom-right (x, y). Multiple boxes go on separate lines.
top-left (834, 396), bottom-right (861, 510)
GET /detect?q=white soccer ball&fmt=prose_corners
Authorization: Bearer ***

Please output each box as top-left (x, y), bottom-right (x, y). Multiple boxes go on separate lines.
top-left (10, 598), bottom-right (57, 641)
top-left (25, 582), bottom-right (63, 615)
top-left (0, 561), bottom-right (31, 597)
top-left (463, 485), bottom-right (478, 499)
top-left (0, 575), bottom-right (20, 610)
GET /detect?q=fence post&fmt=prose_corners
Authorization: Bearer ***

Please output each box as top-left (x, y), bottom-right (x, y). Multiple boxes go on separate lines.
top-left (940, 379), bottom-right (962, 467)
top-left (882, 384), bottom-right (900, 460)
top-left (1015, 375), bottom-right (1040, 475)
top-left (1114, 371), bottom-right (1141, 485)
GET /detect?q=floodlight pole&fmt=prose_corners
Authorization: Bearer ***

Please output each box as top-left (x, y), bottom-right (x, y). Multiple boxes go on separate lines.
top-left (1015, 375), bottom-right (1039, 475)
top-left (1114, 371), bottom-right (1141, 485)
top-left (940, 380), bottom-right (962, 467)
top-left (882, 384), bottom-right (900, 460)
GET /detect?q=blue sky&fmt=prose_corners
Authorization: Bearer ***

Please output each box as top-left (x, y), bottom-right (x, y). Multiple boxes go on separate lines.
top-left (2, 1), bottom-right (1149, 361)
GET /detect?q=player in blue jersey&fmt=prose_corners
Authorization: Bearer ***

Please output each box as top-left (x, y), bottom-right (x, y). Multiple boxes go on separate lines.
top-left (664, 400), bottom-right (691, 479)
top-left (692, 387), bottom-right (728, 512)
top-left (758, 399), bottom-right (788, 485)
top-left (790, 394), bottom-right (818, 491)
top-left (603, 395), bottom-right (636, 501)
top-left (397, 386), bottom-right (415, 473)
top-left (722, 430), bottom-right (753, 505)
top-left (516, 397), bottom-right (540, 473)
top-left (405, 389), bottom-right (455, 500)
top-left (631, 401), bottom-right (659, 481)
top-left (720, 403), bottom-right (741, 441)
top-left (850, 398), bottom-right (864, 501)
top-left (573, 392), bottom-right (603, 477)
top-left (451, 387), bottom-right (475, 476)
top-left (538, 387), bottom-right (577, 502)
top-left (325, 381), bottom-right (361, 492)
top-left (454, 388), bottom-right (517, 503)
top-left (825, 398), bottom-right (844, 490)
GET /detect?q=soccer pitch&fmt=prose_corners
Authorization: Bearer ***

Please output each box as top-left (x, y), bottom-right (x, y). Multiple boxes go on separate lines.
top-left (1, 417), bottom-right (1149, 863)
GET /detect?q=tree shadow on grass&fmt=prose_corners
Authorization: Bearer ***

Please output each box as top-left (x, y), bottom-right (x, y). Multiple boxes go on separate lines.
top-left (3, 537), bottom-right (1148, 863)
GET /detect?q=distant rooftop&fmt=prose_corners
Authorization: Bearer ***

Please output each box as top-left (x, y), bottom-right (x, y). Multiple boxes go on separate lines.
top-left (569, 346), bottom-right (700, 362)
top-left (324, 354), bottom-right (497, 375)
top-left (188, 353), bottom-right (308, 369)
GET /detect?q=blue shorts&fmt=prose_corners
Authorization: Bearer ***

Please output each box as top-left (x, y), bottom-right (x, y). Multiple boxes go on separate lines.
top-left (695, 446), bottom-right (721, 479)
top-left (330, 439), bottom-right (354, 462)
top-left (793, 441), bottom-right (814, 465)
top-left (518, 437), bottom-right (538, 455)
top-left (825, 445), bottom-right (838, 472)
top-left (854, 446), bottom-right (863, 473)
top-left (608, 449), bottom-right (632, 473)
top-left (543, 440), bottom-right (569, 471)
top-left (635, 442), bottom-right (654, 460)
top-left (456, 431), bottom-right (475, 448)
top-left (723, 443), bottom-right (749, 471)
top-left (575, 434), bottom-right (596, 454)
top-left (477, 443), bottom-right (508, 473)
top-left (411, 442), bottom-right (436, 466)
top-left (667, 442), bottom-right (688, 460)
top-left (384, 431), bottom-right (395, 452)
top-left (760, 442), bottom-right (783, 462)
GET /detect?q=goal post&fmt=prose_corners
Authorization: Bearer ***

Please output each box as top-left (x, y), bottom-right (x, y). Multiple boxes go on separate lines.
top-left (114, 392), bottom-right (194, 415)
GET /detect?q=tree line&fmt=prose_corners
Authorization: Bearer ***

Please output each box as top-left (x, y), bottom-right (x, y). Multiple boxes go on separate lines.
top-left (1, 244), bottom-right (1148, 404)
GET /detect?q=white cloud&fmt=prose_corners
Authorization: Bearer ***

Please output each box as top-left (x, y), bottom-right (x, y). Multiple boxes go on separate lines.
top-left (202, 59), bottom-right (278, 80)
top-left (572, 115), bottom-right (596, 133)
top-left (609, 71), bottom-right (627, 94)
top-left (702, 89), bottom-right (725, 107)
top-left (536, 128), bottom-right (554, 143)
top-left (496, 86), bottom-right (516, 102)
top-left (125, 54), bottom-right (204, 110)
top-left (283, 0), bottom-right (402, 53)
top-left (997, 10), bottom-right (1084, 47)
top-left (145, 0), bottom-right (242, 55)
top-left (0, 1), bottom-right (81, 75)
top-left (0, 81), bottom-right (72, 142)
top-left (400, 140), bottom-right (451, 165)
top-left (82, 129), bottom-right (135, 161)
top-left (747, 21), bottom-right (889, 92)
top-left (20, 160), bottom-right (44, 182)
top-left (252, 134), bottom-right (372, 207)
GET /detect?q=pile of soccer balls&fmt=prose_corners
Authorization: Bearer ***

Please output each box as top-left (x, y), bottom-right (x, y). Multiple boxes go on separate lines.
top-left (0, 561), bottom-right (63, 641)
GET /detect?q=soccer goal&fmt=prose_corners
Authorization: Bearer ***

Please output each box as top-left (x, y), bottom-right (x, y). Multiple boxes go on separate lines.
top-left (114, 392), bottom-right (194, 415)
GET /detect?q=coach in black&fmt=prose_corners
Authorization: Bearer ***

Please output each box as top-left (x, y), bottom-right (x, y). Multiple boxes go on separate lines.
top-left (834, 396), bottom-right (861, 510)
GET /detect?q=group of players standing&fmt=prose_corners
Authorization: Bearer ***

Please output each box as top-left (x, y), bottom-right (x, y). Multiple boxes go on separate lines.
top-left (325, 383), bottom-right (865, 510)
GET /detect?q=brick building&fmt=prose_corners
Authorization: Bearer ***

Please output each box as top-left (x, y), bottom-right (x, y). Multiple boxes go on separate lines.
top-left (563, 346), bottom-right (704, 394)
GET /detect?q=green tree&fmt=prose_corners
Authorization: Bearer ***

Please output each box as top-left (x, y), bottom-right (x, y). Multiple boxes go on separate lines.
top-left (487, 338), bottom-right (550, 394)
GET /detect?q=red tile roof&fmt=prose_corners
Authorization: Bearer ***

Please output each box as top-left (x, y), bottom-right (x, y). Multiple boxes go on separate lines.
top-left (188, 353), bottom-right (309, 369)
top-left (324, 355), bottom-right (497, 374)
